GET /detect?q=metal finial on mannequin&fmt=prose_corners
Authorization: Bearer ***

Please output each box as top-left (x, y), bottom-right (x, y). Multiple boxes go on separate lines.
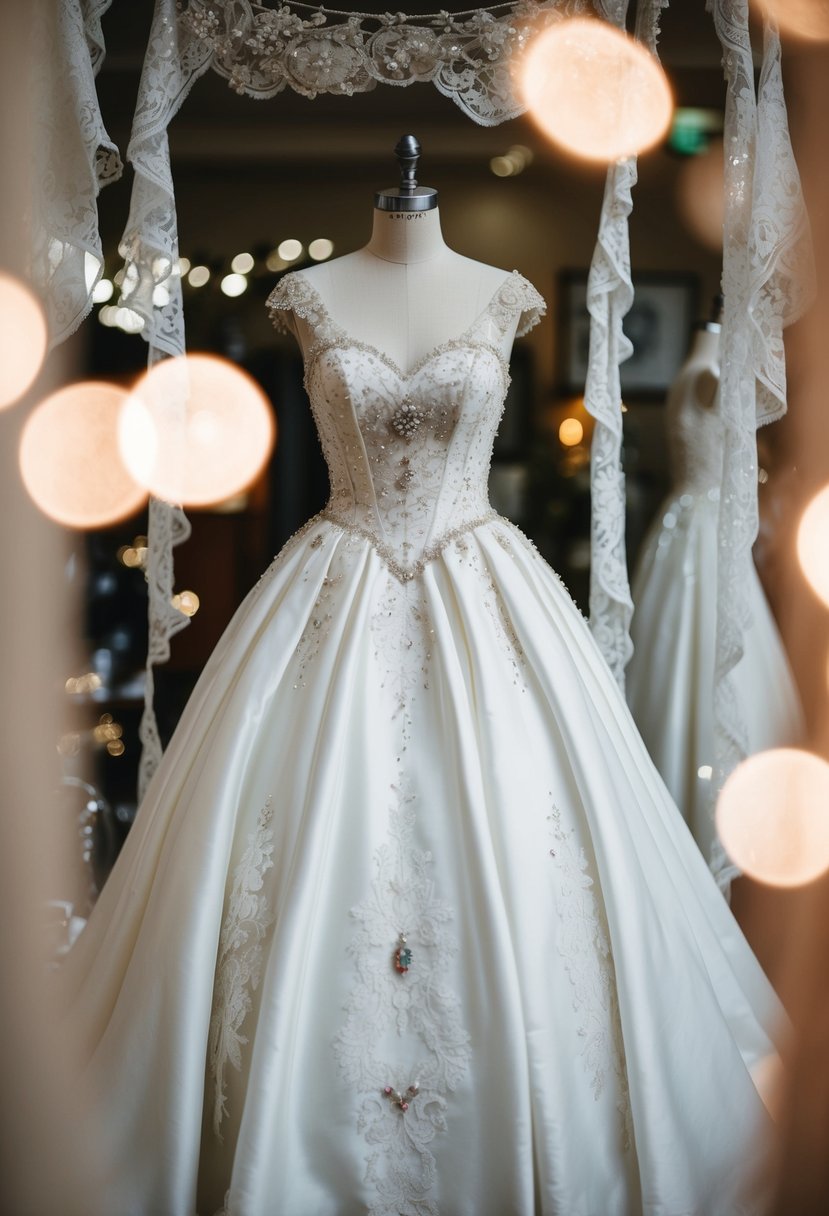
top-left (375, 134), bottom-right (438, 213)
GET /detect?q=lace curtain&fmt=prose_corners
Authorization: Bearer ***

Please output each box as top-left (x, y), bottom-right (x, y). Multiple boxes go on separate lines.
top-left (30, 0), bottom-right (122, 348)
top-left (707, 0), bottom-right (811, 890)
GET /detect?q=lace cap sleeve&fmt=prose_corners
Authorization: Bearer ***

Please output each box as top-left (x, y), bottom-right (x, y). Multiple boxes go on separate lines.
top-left (265, 272), bottom-right (324, 336)
top-left (511, 273), bottom-right (546, 338)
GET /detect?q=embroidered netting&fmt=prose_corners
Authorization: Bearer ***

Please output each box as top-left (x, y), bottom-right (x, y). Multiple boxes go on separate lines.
top-left (707, 0), bottom-right (812, 890)
top-left (30, 0), bottom-right (122, 348)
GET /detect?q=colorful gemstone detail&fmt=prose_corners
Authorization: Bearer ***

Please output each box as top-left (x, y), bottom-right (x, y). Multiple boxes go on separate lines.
top-left (383, 1082), bottom-right (419, 1113)
top-left (393, 932), bottom-right (413, 974)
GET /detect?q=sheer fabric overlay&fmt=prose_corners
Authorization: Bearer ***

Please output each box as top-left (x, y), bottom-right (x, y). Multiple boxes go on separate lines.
top-left (708, 0), bottom-right (812, 888)
top-left (31, 0), bottom-right (122, 347)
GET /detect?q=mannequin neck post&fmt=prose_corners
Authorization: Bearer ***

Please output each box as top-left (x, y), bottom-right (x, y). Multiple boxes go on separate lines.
top-left (365, 207), bottom-right (447, 264)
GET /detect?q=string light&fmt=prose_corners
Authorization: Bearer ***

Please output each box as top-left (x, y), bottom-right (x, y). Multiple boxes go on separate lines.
top-left (65, 673), bottom-right (103, 695)
top-left (308, 238), bottom-right (334, 261)
top-left (277, 239), bottom-right (303, 262)
top-left (0, 273), bottom-right (47, 409)
top-left (559, 417), bottom-right (584, 447)
top-left (92, 278), bottom-right (114, 304)
top-left (716, 748), bottom-right (829, 887)
top-left (220, 272), bottom-right (248, 297)
top-left (520, 17), bottom-right (673, 163)
top-left (188, 265), bottom-right (210, 288)
top-left (231, 252), bottom-right (255, 274)
top-left (489, 145), bottom-right (533, 177)
top-left (19, 381), bottom-right (148, 528)
top-left (172, 590), bottom-right (200, 617)
top-left (118, 353), bottom-right (276, 507)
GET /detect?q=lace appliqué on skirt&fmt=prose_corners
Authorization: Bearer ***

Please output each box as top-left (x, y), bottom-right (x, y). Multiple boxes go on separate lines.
top-left (333, 784), bottom-right (472, 1216)
top-left (208, 796), bottom-right (276, 1139)
top-left (548, 802), bottom-right (631, 1149)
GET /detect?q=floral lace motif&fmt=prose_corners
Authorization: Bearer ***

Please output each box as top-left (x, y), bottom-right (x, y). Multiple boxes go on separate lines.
top-left (708, 0), bottom-right (811, 890)
top-left (583, 0), bottom-right (667, 690)
top-left (208, 796), bottom-right (276, 1139)
top-left (31, 0), bottom-right (122, 347)
top-left (333, 784), bottom-right (471, 1216)
top-left (547, 802), bottom-right (631, 1150)
top-left (179, 0), bottom-right (593, 125)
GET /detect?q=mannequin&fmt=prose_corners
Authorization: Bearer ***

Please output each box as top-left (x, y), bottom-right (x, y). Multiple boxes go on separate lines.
top-left (293, 137), bottom-right (511, 371)
top-left (627, 298), bottom-right (803, 884)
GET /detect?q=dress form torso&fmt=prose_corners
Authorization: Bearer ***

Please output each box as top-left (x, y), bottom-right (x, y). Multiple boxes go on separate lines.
top-left (667, 325), bottom-right (723, 494)
top-left (294, 208), bottom-right (513, 373)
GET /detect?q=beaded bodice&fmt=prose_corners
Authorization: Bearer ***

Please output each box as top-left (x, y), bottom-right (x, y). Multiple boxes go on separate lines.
top-left (666, 366), bottom-right (724, 495)
top-left (267, 270), bottom-right (545, 577)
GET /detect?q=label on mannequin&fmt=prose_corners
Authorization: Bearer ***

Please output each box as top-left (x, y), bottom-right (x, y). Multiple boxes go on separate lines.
top-left (389, 213), bottom-right (426, 221)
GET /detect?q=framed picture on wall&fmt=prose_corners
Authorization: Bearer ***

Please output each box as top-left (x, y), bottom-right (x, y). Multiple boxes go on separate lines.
top-left (557, 270), bottom-right (700, 398)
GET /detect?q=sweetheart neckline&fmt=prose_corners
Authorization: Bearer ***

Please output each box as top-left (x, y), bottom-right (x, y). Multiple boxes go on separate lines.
top-left (294, 268), bottom-right (520, 381)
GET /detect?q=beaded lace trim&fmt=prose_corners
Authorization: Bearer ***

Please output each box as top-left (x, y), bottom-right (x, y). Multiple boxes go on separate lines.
top-left (322, 510), bottom-right (499, 583)
top-left (208, 796), bottom-right (276, 1139)
top-left (179, 1), bottom-right (595, 126)
top-left (267, 267), bottom-right (545, 385)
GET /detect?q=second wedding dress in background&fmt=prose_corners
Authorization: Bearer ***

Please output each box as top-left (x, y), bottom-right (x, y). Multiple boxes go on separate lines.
top-left (627, 319), bottom-right (803, 874)
top-left (61, 207), bottom-right (783, 1216)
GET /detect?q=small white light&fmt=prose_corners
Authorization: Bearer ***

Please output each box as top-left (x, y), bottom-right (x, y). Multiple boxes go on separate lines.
top-left (231, 252), bottom-right (255, 274)
top-left (114, 307), bottom-right (145, 334)
top-left (84, 251), bottom-right (102, 293)
top-left (220, 273), bottom-right (248, 298)
top-left (490, 156), bottom-right (514, 177)
top-left (188, 265), bottom-right (210, 288)
top-left (697, 765), bottom-right (713, 780)
top-left (308, 238), bottom-right (334, 261)
top-left (92, 278), bottom-right (114, 304)
top-left (98, 305), bottom-right (118, 327)
top-left (152, 283), bottom-right (170, 308)
top-left (277, 239), bottom-right (303, 262)
top-left (113, 268), bottom-right (125, 287)
top-left (266, 250), bottom-right (287, 272)
top-left (174, 257), bottom-right (191, 276)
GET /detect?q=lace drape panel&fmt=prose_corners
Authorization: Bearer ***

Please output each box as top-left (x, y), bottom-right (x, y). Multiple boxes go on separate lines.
top-left (117, 0), bottom-right (214, 796)
top-left (31, 0), bottom-right (122, 347)
top-left (708, 0), bottom-right (811, 890)
top-left (583, 0), bottom-right (668, 687)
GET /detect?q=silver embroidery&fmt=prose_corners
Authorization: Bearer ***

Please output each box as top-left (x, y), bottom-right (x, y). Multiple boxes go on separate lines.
top-left (208, 796), bottom-right (276, 1139)
top-left (333, 783), bottom-right (471, 1216)
top-left (548, 801), bottom-right (631, 1150)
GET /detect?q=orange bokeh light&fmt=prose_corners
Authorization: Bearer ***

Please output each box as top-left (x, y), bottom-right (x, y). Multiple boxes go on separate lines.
top-left (519, 18), bottom-right (673, 163)
top-left (119, 354), bottom-right (275, 508)
top-left (0, 273), bottom-right (47, 409)
top-left (797, 483), bottom-right (829, 609)
top-left (716, 748), bottom-right (829, 888)
top-left (758, 0), bottom-right (829, 43)
top-left (19, 382), bottom-right (148, 528)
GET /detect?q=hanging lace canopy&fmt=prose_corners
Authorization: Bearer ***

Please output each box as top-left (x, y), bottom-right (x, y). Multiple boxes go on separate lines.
top-left (179, 0), bottom-right (601, 124)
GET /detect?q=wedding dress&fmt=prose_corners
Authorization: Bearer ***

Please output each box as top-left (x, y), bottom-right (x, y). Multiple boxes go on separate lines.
top-left (627, 357), bottom-right (803, 874)
top-left (61, 269), bottom-right (783, 1216)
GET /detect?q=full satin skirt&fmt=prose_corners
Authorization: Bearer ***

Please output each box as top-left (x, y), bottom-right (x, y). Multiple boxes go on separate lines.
top-left (61, 514), bottom-right (782, 1216)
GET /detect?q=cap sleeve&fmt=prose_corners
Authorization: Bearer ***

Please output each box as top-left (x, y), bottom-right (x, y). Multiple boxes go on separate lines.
top-left (265, 271), bottom-right (324, 336)
top-left (512, 273), bottom-right (546, 338)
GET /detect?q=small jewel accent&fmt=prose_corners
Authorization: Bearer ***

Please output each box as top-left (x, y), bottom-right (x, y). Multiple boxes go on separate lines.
top-left (393, 932), bottom-right (413, 974)
top-left (383, 1082), bottom-right (420, 1112)
top-left (391, 399), bottom-right (425, 440)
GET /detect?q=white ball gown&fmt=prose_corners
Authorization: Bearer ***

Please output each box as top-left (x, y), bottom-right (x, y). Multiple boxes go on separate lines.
top-left (61, 270), bottom-right (783, 1216)
top-left (627, 354), bottom-right (803, 874)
